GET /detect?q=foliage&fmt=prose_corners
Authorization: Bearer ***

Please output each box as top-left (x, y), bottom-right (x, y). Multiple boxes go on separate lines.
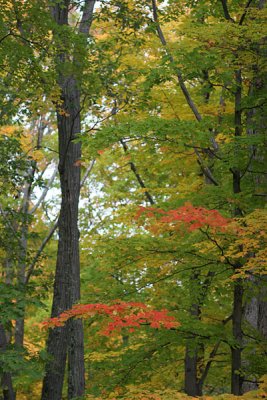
top-left (44, 301), bottom-right (179, 335)
top-left (0, 0), bottom-right (266, 398)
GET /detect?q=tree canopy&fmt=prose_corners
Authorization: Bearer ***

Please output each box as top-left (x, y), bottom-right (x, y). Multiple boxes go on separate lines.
top-left (0, 1), bottom-right (266, 399)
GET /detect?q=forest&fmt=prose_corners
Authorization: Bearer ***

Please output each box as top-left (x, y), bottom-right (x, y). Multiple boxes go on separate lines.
top-left (0, 0), bottom-right (266, 399)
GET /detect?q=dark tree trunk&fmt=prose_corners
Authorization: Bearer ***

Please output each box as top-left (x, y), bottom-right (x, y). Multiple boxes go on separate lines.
top-left (184, 272), bottom-right (205, 397)
top-left (231, 281), bottom-right (244, 395)
top-left (41, 75), bottom-right (84, 399)
top-left (184, 340), bottom-right (203, 396)
top-left (0, 325), bottom-right (16, 400)
top-left (41, 4), bottom-right (83, 399)
top-left (230, 67), bottom-right (244, 396)
top-left (42, 1), bottom-right (95, 398)
top-left (184, 345), bottom-right (199, 396)
top-left (68, 319), bottom-right (85, 399)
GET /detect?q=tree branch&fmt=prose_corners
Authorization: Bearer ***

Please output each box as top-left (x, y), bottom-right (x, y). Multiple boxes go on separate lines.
top-left (79, 0), bottom-right (96, 35)
top-left (151, 0), bottom-right (219, 186)
top-left (80, 159), bottom-right (95, 187)
top-left (0, 32), bottom-right (12, 44)
top-left (198, 314), bottom-right (232, 387)
top-left (220, 0), bottom-right (235, 22)
top-left (29, 167), bottom-right (58, 215)
top-left (25, 219), bottom-right (58, 284)
top-left (239, 0), bottom-right (254, 26)
top-left (151, 0), bottom-right (202, 122)
top-left (120, 139), bottom-right (155, 205)
top-left (25, 160), bottom-right (96, 283)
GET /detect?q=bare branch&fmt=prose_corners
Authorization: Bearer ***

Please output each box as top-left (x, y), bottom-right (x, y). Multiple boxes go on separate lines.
top-left (84, 102), bottom-right (128, 134)
top-left (29, 167), bottom-right (58, 215)
top-left (25, 219), bottom-right (58, 284)
top-left (195, 148), bottom-right (219, 186)
top-left (80, 159), bottom-right (95, 186)
top-left (220, 0), bottom-right (235, 22)
top-left (0, 32), bottom-right (12, 44)
top-left (120, 139), bottom-right (155, 205)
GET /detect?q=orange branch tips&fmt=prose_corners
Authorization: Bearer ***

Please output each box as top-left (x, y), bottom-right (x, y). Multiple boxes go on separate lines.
top-left (42, 302), bottom-right (180, 336)
top-left (136, 202), bottom-right (230, 232)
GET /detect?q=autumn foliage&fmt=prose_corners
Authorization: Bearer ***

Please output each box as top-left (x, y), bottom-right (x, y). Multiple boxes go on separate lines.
top-left (136, 202), bottom-right (230, 232)
top-left (43, 301), bottom-right (179, 336)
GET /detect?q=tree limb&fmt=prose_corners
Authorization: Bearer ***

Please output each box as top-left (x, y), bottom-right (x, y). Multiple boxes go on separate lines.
top-left (25, 160), bottom-right (96, 283)
top-left (80, 159), bottom-right (95, 186)
top-left (220, 0), bottom-right (235, 22)
top-left (29, 167), bottom-right (58, 215)
top-left (120, 139), bottom-right (155, 205)
top-left (151, 0), bottom-right (219, 186)
top-left (198, 314), bottom-right (232, 387)
top-left (151, 0), bottom-right (202, 122)
top-left (79, 0), bottom-right (96, 35)
top-left (239, 0), bottom-right (254, 26)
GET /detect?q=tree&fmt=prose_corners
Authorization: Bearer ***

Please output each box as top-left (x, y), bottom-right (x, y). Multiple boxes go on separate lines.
top-left (0, 0), bottom-right (266, 398)
top-left (41, 2), bottom-right (96, 399)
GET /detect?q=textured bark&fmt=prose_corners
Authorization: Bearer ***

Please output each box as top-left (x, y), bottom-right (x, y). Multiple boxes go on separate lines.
top-left (68, 319), bottom-right (85, 399)
top-left (42, 2), bottom-right (95, 399)
top-left (41, 74), bottom-right (84, 400)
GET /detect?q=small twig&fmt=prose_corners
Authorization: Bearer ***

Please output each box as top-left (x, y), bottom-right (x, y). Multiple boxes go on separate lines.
top-left (84, 102), bottom-right (128, 134)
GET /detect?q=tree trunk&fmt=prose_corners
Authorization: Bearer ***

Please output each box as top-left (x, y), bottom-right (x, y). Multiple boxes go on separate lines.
top-left (41, 75), bottom-right (84, 400)
top-left (231, 281), bottom-right (243, 395)
top-left (242, 277), bottom-right (267, 392)
top-left (0, 325), bottom-right (16, 400)
top-left (230, 66), bottom-right (244, 395)
top-left (184, 345), bottom-right (200, 396)
top-left (42, 1), bottom-right (96, 397)
top-left (184, 337), bottom-right (203, 396)
top-left (184, 272), bottom-right (204, 397)
top-left (41, 2), bottom-right (84, 397)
